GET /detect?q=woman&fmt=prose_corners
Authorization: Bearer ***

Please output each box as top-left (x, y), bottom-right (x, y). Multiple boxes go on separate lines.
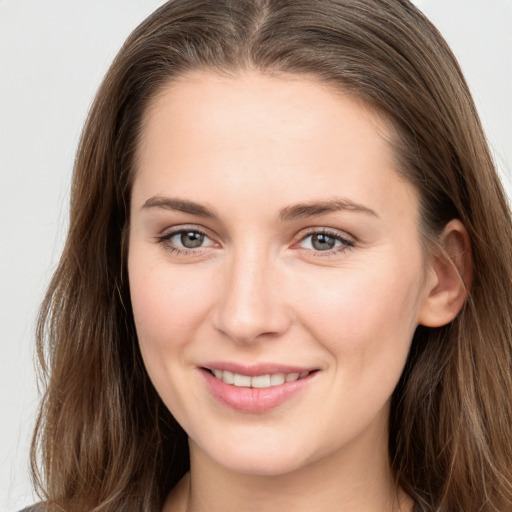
top-left (28, 0), bottom-right (512, 511)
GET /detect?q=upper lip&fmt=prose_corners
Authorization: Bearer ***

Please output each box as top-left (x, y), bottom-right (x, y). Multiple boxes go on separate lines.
top-left (200, 361), bottom-right (318, 376)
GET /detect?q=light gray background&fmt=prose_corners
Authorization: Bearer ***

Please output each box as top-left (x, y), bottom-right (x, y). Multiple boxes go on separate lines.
top-left (1, 1), bottom-right (511, 510)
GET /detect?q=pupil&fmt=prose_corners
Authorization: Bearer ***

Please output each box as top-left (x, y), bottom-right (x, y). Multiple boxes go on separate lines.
top-left (312, 233), bottom-right (335, 251)
top-left (181, 231), bottom-right (204, 248)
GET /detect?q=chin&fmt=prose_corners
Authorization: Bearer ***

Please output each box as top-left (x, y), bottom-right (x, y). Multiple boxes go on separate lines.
top-left (215, 451), bottom-right (308, 477)
top-left (192, 431), bottom-right (314, 477)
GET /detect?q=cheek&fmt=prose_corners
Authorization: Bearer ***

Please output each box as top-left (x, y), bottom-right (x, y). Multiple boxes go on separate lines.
top-left (128, 254), bottom-right (213, 356)
top-left (284, 259), bottom-right (424, 442)
top-left (287, 257), bottom-right (423, 374)
top-left (128, 253), bottom-right (216, 420)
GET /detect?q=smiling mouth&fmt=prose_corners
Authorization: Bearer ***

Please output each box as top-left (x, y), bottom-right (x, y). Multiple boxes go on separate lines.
top-left (201, 366), bottom-right (319, 412)
top-left (204, 368), bottom-right (315, 389)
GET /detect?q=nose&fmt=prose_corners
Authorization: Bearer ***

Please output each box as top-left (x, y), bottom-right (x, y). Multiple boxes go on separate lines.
top-left (212, 248), bottom-right (291, 344)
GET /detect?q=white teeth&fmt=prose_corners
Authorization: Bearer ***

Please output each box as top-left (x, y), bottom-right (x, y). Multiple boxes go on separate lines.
top-left (223, 370), bottom-right (234, 384)
top-left (233, 373), bottom-right (251, 387)
top-left (251, 374), bottom-right (271, 388)
top-left (210, 369), bottom-right (311, 388)
top-left (270, 373), bottom-right (285, 386)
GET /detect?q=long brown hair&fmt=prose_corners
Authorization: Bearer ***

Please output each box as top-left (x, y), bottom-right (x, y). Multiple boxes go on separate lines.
top-left (31, 1), bottom-right (512, 511)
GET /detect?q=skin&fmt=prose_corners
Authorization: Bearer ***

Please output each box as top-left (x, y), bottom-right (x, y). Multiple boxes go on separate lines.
top-left (128, 71), bottom-right (470, 512)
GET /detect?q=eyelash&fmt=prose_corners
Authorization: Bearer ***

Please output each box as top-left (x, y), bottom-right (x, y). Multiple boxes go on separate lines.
top-left (156, 227), bottom-right (213, 256)
top-left (156, 227), bottom-right (355, 257)
top-left (295, 228), bottom-right (355, 256)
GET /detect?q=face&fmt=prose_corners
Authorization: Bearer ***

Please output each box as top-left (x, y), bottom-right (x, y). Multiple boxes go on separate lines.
top-left (128, 71), bottom-right (434, 476)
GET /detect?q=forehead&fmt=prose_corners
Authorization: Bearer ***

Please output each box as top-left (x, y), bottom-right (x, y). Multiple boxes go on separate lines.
top-left (133, 70), bottom-right (416, 222)
top-left (139, 70), bottom-right (392, 159)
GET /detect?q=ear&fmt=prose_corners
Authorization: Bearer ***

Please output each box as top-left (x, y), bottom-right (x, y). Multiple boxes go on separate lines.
top-left (418, 219), bottom-right (473, 327)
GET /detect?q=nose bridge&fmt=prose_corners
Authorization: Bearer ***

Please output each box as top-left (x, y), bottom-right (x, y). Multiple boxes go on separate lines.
top-left (213, 242), bottom-right (288, 343)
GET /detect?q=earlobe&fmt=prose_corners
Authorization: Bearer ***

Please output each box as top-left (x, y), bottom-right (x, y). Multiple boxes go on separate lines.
top-left (418, 219), bottom-right (473, 328)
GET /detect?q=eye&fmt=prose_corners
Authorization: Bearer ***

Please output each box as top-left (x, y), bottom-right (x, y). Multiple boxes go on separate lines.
top-left (157, 227), bottom-right (217, 254)
top-left (172, 230), bottom-right (206, 249)
top-left (297, 229), bottom-right (354, 254)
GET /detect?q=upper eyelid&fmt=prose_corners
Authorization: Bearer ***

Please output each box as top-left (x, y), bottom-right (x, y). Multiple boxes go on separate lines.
top-left (294, 226), bottom-right (355, 242)
top-left (159, 224), bottom-right (212, 238)
top-left (156, 226), bottom-right (213, 246)
top-left (156, 225), bottom-right (355, 248)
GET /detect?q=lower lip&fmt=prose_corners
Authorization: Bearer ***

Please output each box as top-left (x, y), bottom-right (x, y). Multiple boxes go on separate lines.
top-left (201, 369), bottom-right (315, 413)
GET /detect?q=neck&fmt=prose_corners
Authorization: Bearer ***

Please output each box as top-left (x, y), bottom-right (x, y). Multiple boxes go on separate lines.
top-left (164, 423), bottom-right (413, 512)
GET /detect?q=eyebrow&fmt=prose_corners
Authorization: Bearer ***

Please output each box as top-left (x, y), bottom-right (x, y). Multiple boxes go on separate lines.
top-left (141, 195), bottom-right (378, 220)
top-left (278, 197), bottom-right (378, 221)
top-left (142, 196), bottom-right (217, 217)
